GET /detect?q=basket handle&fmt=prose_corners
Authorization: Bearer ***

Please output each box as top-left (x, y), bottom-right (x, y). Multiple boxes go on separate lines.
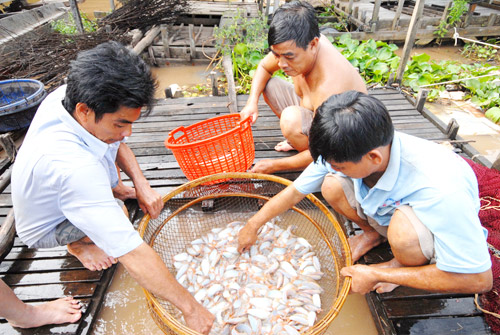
top-left (239, 116), bottom-right (252, 130)
top-left (167, 126), bottom-right (187, 142)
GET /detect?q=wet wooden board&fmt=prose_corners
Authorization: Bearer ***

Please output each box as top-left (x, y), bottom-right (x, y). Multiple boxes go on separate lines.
top-left (0, 87), bottom-right (492, 334)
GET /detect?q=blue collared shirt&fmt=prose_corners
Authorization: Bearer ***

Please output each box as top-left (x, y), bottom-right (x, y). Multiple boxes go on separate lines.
top-left (294, 131), bottom-right (491, 274)
top-left (11, 86), bottom-right (143, 257)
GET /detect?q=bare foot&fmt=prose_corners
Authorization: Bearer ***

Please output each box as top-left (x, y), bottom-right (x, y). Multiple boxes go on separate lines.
top-left (274, 140), bottom-right (295, 152)
top-left (8, 296), bottom-right (81, 328)
top-left (67, 238), bottom-right (117, 271)
top-left (372, 258), bottom-right (402, 293)
top-left (349, 231), bottom-right (386, 262)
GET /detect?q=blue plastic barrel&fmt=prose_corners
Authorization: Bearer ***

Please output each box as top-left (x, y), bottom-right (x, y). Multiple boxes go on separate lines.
top-left (0, 79), bottom-right (47, 133)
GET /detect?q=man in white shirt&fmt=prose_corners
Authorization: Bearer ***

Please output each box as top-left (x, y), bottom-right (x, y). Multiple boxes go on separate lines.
top-left (11, 42), bottom-right (213, 333)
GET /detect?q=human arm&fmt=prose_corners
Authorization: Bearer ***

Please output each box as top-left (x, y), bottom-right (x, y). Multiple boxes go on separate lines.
top-left (240, 52), bottom-right (280, 124)
top-left (115, 143), bottom-right (162, 219)
top-left (119, 243), bottom-right (214, 334)
top-left (250, 150), bottom-right (313, 174)
top-left (238, 184), bottom-right (306, 252)
top-left (341, 263), bottom-right (492, 294)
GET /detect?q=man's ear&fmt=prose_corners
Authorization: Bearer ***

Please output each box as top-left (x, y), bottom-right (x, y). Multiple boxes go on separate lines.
top-left (366, 149), bottom-right (383, 165)
top-left (309, 36), bottom-right (320, 50)
top-left (74, 103), bottom-right (90, 123)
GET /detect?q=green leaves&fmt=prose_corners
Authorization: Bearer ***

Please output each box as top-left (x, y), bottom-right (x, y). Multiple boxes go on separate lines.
top-left (485, 107), bottom-right (500, 123)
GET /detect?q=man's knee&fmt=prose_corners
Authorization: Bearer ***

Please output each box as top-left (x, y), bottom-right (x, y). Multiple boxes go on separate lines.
top-left (388, 209), bottom-right (429, 266)
top-left (280, 106), bottom-right (302, 137)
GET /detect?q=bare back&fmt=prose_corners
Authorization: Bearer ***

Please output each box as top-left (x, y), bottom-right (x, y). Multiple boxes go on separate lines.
top-left (293, 35), bottom-right (367, 111)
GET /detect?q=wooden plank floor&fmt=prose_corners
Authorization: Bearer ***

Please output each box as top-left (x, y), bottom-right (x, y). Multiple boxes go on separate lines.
top-left (0, 87), bottom-right (493, 334)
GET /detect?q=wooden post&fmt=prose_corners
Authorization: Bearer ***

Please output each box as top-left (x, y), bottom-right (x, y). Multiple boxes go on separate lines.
top-left (391, 0), bottom-right (405, 30)
top-left (415, 89), bottom-right (428, 112)
top-left (68, 0), bottom-right (84, 34)
top-left (487, 13), bottom-right (497, 27)
top-left (395, 0), bottom-right (426, 84)
top-left (265, 0), bottom-right (271, 20)
top-left (222, 55), bottom-right (238, 114)
top-left (161, 25), bottom-right (170, 58)
top-left (440, 1), bottom-right (451, 24)
top-left (370, 0), bottom-right (382, 31)
top-left (348, 0), bottom-right (354, 15)
top-left (109, 0), bottom-right (115, 11)
top-left (274, 0), bottom-right (279, 14)
top-left (188, 24), bottom-right (196, 59)
top-left (210, 71), bottom-right (218, 97)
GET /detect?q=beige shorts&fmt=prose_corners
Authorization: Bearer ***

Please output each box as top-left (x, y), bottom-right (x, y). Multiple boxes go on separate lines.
top-left (328, 173), bottom-right (436, 262)
top-left (263, 77), bottom-right (314, 136)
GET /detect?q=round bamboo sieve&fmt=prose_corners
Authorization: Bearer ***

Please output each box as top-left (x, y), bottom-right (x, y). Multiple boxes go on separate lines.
top-left (137, 172), bottom-right (352, 335)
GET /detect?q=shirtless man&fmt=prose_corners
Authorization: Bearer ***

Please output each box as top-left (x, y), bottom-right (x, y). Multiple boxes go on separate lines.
top-left (240, 1), bottom-right (366, 174)
top-left (11, 42), bottom-right (213, 334)
top-left (238, 91), bottom-right (492, 295)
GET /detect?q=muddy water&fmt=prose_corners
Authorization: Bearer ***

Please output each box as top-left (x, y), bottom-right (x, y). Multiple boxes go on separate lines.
top-left (77, 0), bottom-right (118, 19)
top-left (426, 101), bottom-right (500, 163)
top-left (151, 65), bottom-right (215, 99)
top-left (394, 44), bottom-right (473, 64)
top-left (93, 264), bottom-right (378, 335)
top-left (93, 209), bottom-right (378, 335)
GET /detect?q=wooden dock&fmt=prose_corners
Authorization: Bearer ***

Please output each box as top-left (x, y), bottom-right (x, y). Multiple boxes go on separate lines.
top-left (0, 88), bottom-right (495, 334)
top-left (324, 0), bottom-right (500, 42)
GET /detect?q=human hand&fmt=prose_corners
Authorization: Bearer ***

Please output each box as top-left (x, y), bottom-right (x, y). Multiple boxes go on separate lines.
top-left (238, 223), bottom-right (260, 253)
top-left (184, 303), bottom-right (214, 335)
top-left (135, 185), bottom-right (163, 219)
top-left (112, 182), bottom-right (136, 201)
top-left (250, 159), bottom-right (276, 174)
top-left (240, 104), bottom-right (259, 125)
top-left (340, 264), bottom-right (379, 295)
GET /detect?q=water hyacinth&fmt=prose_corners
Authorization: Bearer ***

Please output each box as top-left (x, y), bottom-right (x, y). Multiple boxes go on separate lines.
top-left (173, 220), bottom-right (324, 335)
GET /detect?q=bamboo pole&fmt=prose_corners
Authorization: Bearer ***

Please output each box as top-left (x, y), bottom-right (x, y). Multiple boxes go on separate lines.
top-left (395, 0), bottom-right (426, 84)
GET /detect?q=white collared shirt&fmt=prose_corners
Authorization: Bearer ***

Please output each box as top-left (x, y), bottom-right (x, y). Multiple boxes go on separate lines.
top-left (12, 86), bottom-right (143, 257)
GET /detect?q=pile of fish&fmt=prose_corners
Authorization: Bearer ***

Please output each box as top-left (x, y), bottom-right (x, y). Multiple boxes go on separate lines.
top-left (173, 220), bottom-right (324, 335)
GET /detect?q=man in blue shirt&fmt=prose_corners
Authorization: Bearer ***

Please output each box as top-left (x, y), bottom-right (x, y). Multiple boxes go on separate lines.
top-left (238, 91), bottom-right (492, 294)
top-left (11, 42), bottom-right (213, 333)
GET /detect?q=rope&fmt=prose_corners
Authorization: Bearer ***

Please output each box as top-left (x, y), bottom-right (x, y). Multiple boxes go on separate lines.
top-left (453, 28), bottom-right (500, 49)
top-left (475, 294), bottom-right (500, 320)
top-left (419, 73), bottom-right (499, 88)
top-left (480, 196), bottom-right (500, 211)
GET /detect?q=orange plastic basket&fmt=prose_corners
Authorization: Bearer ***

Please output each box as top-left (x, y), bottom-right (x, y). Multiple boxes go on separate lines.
top-left (164, 114), bottom-right (255, 180)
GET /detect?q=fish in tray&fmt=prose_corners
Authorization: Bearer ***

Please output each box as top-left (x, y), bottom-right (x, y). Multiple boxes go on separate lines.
top-left (173, 220), bottom-right (324, 335)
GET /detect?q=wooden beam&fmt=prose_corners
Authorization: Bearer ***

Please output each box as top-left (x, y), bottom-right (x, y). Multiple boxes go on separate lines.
top-left (68, 0), bottom-right (84, 34)
top-left (391, 0), bottom-right (405, 30)
top-left (133, 26), bottom-right (161, 55)
top-left (222, 55), bottom-right (238, 114)
top-left (395, 0), bottom-right (426, 84)
top-left (188, 24), bottom-right (196, 60)
top-left (161, 25), bottom-right (170, 58)
top-left (371, 0), bottom-right (382, 31)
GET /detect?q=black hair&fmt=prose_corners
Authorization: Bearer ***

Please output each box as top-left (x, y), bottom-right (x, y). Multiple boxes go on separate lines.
top-left (63, 41), bottom-right (157, 121)
top-left (309, 91), bottom-right (394, 163)
top-left (268, 1), bottom-right (320, 49)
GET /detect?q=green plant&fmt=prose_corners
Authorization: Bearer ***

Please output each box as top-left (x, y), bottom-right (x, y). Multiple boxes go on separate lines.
top-left (402, 53), bottom-right (500, 107)
top-left (485, 107), bottom-right (500, 123)
top-left (435, 0), bottom-right (469, 39)
top-left (213, 10), bottom-right (270, 93)
top-left (318, 6), bottom-right (349, 32)
top-left (461, 42), bottom-right (499, 62)
top-left (332, 34), bottom-right (400, 85)
top-left (51, 12), bottom-right (97, 35)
